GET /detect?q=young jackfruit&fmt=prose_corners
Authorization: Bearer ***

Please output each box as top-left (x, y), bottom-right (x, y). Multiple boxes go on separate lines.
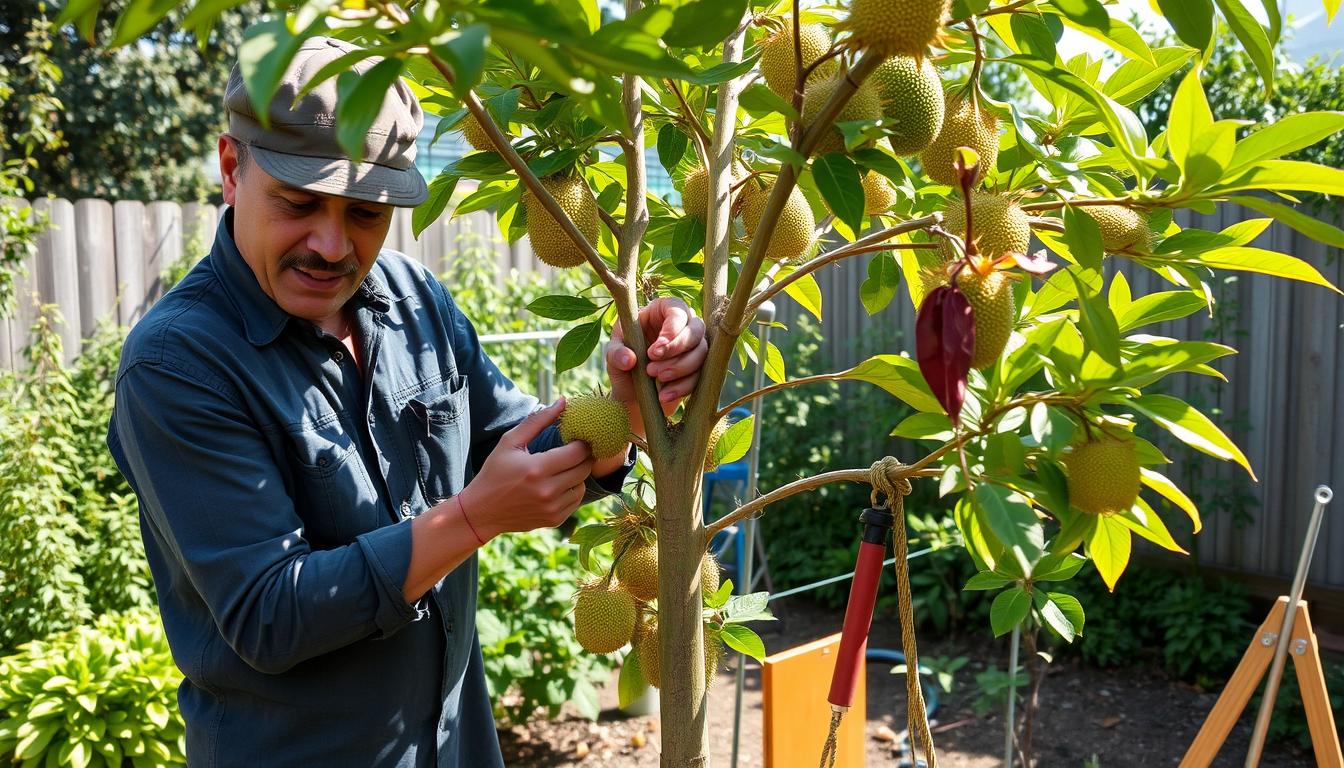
top-left (938, 193), bottom-right (1031, 262)
top-left (1083, 205), bottom-right (1152, 253)
top-left (862, 172), bottom-right (899, 215)
top-left (703, 417), bottom-right (731, 471)
top-left (524, 175), bottom-right (599, 269)
top-left (841, 0), bottom-right (951, 57)
top-left (920, 93), bottom-right (999, 187)
top-left (616, 537), bottom-right (659, 603)
top-left (741, 182), bottom-right (816, 264)
top-left (573, 580), bottom-right (637, 654)
top-left (1062, 436), bottom-right (1142, 516)
top-left (760, 21), bottom-right (839, 101)
top-left (954, 268), bottom-right (1015, 370)
top-left (458, 113), bottom-right (494, 152)
top-left (681, 164), bottom-right (745, 221)
top-left (636, 619), bottom-right (662, 688)
top-left (872, 55), bottom-right (945, 155)
top-left (559, 394), bottom-right (631, 460)
top-left (802, 78), bottom-right (882, 156)
top-left (701, 554), bottom-right (722, 598)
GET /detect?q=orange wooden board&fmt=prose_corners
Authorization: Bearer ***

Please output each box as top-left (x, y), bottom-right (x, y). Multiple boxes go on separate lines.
top-left (762, 633), bottom-right (866, 768)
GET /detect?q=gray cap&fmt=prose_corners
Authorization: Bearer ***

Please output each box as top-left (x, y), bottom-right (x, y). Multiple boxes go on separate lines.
top-left (224, 36), bottom-right (428, 207)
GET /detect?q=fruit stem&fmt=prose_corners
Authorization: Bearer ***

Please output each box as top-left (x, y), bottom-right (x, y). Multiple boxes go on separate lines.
top-left (666, 78), bottom-right (712, 164)
top-left (964, 20), bottom-right (985, 111)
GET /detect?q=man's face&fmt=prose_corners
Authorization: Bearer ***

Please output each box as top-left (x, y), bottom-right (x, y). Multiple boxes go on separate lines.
top-left (219, 137), bottom-right (394, 329)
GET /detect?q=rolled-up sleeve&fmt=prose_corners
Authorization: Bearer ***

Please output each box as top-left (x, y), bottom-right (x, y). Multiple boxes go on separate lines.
top-left (112, 358), bottom-right (420, 675)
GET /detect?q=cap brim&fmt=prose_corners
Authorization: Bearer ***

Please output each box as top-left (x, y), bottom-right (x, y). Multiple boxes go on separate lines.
top-left (251, 145), bottom-right (428, 207)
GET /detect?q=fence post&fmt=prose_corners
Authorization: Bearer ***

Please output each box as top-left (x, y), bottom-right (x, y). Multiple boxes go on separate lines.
top-left (144, 201), bottom-right (183, 306)
top-left (32, 197), bottom-right (81, 362)
top-left (75, 198), bottom-right (117, 337)
top-left (113, 200), bottom-right (147, 327)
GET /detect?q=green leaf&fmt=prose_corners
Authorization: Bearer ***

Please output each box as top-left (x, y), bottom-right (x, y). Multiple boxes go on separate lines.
top-left (990, 587), bottom-right (1032, 637)
top-left (1104, 47), bottom-right (1193, 106)
top-left (572, 679), bottom-right (601, 721)
top-left (1043, 592), bottom-right (1085, 641)
top-left (812, 154), bottom-right (865, 237)
top-left (335, 58), bottom-right (406, 163)
top-left (964, 571), bottom-right (1014, 591)
top-left (1117, 291), bottom-right (1207, 332)
top-left (781, 270), bottom-right (823, 321)
top-left (712, 416), bottom-right (754, 467)
top-left (578, 11), bottom-right (694, 81)
top-left (430, 24), bottom-right (490, 97)
top-left (739, 83), bottom-right (800, 121)
top-left (1326, 0), bottom-right (1341, 23)
top-left (1033, 552), bottom-right (1086, 582)
top-left (671, 215), bottom-right (706, 261)
top-left (1066, 272), bottom-right (1122, 369)
top-left (1227, 112), bottom-right (1344, 172)
top-left (413, 172), bottom-right (459, 237)
top-left (1130, 394), bottom-right (1255, 478)
top-left (685, 58), bottom-right (759, 87)
top-left (1213, 0), bottom-right (1274, 96)
top-left (1141, 468), bottom-right (1201, 533)
top-left (974, 485), bottom-right (1045, 578)
top-left (1010, 13), bottom-right (1058, 62)
top-left (527, 295), bottom-right (601, 321)
top-left (618, 651), bottom-right (649, 709)
top-left (1084, 514), bottom-right (1131, 591)
top-left (1186, 247), bottom-right (1340, 292)
top-left (724, 592), bottom-right (774, 623)
top-left (237, 19), bottom-right (311, 129)
top-left (1155, 0), bottom-right (1214, 50)
top-left (1062, 206), bottom-right (1104, 274)
top-left (860, 251), bottom-right (901, 315)
top-left (890, 412), bottom-right (955, 441)
top-left (841, 355), bottom-right (942, 413)
top-left (658, 124), bottom-right (690, 173)
top-left (1116, 499), bottom-right (1187, 554)
top-left (1057, 13), bottom-right (1155, 65)
top-left (1211, 159), bottom-right (1344, 197)
top-left (555, 320), bottom-right (603, 375)
top-left (1228, 196), bottom-right (1344, 249)
top-left (1049, 0), bottom-right (1109, 31)
top-left (1167, 66), bottom-right (1212, 178)
top-left (111, 0), bottom-right (179, 47)
top-left (719, 624), bottom-right (767, 661)
top-left (663, 0), bottom-right (749, 48)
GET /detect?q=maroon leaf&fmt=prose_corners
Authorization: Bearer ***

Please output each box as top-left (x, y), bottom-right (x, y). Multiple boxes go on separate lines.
top-left (915, 285), bottom-right (975, 425)
top-left (1011, 249), bottom-right (1057, 275)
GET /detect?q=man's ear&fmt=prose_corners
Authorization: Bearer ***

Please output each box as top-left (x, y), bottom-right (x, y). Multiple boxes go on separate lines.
top-left (219, 135), bottom-right (240, 206)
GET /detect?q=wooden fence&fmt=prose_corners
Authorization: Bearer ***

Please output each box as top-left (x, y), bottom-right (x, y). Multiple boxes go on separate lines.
top-left (2, 196), bottom-right (1341, 598)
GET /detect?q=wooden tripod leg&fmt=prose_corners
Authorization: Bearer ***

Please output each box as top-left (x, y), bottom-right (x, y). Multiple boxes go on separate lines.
top-left (1289, 604), bottom-right (1343, 768)
top-left (1179, 598), bottom-right (1288, 768)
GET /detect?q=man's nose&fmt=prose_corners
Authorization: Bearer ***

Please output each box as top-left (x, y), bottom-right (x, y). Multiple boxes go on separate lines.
top-left (307, 214), bottom-right (353, 264)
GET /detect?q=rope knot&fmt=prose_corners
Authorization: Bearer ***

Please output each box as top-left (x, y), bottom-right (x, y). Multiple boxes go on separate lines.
top-left (869, 457), bottom-right (912, 509)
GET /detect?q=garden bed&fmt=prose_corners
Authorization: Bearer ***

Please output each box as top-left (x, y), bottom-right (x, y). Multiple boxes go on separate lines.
top-left (498, 596), bottom-right (1319, 767)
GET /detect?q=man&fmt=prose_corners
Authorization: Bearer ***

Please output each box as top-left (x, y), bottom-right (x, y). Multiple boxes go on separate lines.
top-left (107, 36), bottom-right (706, 767)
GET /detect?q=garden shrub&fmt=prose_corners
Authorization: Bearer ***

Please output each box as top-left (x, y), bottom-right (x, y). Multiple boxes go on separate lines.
top-left (0, 608), bottom-right (185, 767)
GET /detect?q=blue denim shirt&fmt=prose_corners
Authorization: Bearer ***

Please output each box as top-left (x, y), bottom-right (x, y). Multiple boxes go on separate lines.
top-left (107, 209), bottom-right (629, 767)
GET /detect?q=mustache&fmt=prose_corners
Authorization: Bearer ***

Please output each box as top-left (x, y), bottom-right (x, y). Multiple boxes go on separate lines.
top-left (279, 252), bottom-right (358, 276)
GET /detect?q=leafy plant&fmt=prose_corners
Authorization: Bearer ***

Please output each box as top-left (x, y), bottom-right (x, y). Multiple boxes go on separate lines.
top-left (0, 608), bottom-right (185, 767)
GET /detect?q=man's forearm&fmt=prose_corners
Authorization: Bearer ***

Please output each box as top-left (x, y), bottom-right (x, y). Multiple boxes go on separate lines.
top-left (403, 490), bottom-right (491, 603)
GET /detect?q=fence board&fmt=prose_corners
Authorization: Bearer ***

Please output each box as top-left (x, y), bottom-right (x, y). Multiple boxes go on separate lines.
top-left (144, 201), bottom-right (183, 306)
top-left (32, 198), bottom-right (81, 361)
top-left (75, 199), bottom-right (117, 336)
top-left (113, 201), bottom-right (147, 327)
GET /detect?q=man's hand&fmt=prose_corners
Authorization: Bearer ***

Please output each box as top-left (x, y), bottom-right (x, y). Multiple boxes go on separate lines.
top-left (462, 399), bottom-right (594, 538)
top-left (605, 296), bottom-right (709, 423)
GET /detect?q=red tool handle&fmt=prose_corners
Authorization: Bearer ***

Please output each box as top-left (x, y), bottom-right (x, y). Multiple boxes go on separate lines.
top-left (827, 538), bottom-right (887, 708)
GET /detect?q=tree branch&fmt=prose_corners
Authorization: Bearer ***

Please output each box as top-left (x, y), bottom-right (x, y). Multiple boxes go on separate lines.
top-left (426, 53), bottom-right (620, 295)
top-left (701, 12), bottom-right (751, 335)
top-left (714, 371), bottom-right (845, 422)
top-left (978, 0), bottom-right (1037, 18)
top-left (1020, 196), bottom-right (1137, 213)
top-left (667, 79), bottom-right (712, 165)
top-left (743, 214), bottom-right (942, 321)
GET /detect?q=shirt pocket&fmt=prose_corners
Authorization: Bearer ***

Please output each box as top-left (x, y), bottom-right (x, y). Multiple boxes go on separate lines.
top-left (405, 375), bottom-right (470, 505)
top-left (285, 413), bottom-right (380, 545)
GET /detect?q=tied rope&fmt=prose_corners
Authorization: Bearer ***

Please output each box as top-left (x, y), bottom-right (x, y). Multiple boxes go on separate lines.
top-left (818, 708), bottom-right (843, 768)
top-left (871, 457), bottom-right (937, 768)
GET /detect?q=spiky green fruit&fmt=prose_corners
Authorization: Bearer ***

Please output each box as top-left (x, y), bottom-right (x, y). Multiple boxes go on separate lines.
top-left (703, 417), bottom-right (730, 472)
top-left (1083, 205), bottom-right (1152, 253)
top-left (872, 55), bottom-right (945, 155)
top-left (459, 114), bottom-right (493, 152)
top-left (1063, 437), bottom-right (1142, 517)
top-left (617, 538), bottom-right (659, 603)
top-left (681, 165), bottom-right (744, 221)
top-left (956, 269), bottom-right (1015, 370)
top-left (920, 94), bottom-right (1000, 187)
top-left (573, 581), bottom-right (637, 654)
top-left (841, 0), bottom-right (951, 57)
top-left (559, 394), bottom-right (631, 459)
top-left (524, 175), bottom-right (599, 269)
top-left (862, 172), bottom-right (899, 215)
top-left (760, 22), bottom-right (839, 101)
top-left (704, 628), bottom-right (724, 690)
top-left (741, 182), bottom-right (816, 264)
top-left (701, 554), bottom-right (722, 598)
top-left (802, 78), bottom-right (882, 156)
top-left (938, 193), bottom-right (1031, 262)
top-left (636, 620), bottom-right (662, 688)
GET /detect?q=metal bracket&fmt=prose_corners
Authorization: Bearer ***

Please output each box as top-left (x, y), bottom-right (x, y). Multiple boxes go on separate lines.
top-left (1293, 639), bottom-right (1308, 656)
top-left (1260, 632), bottom-right (1278, 647)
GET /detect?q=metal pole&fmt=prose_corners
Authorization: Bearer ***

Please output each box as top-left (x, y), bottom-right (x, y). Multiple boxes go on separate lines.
top-left (731, 299), bottom-right (774, 768)
top-left (1244, 484), bottom-right (1334, 767)
top-left (1004, 623), bottom-right (1021, 767)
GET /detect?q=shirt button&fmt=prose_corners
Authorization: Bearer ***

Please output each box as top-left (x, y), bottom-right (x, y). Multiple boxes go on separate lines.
top-left (400, 501), bottom-right (412, 519)
top-left (332, 350), bottom-right (345, 363)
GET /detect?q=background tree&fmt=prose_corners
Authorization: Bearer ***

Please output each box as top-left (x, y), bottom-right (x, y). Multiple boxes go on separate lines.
top-left (74, 0), bottom-right (1344, 765)
top-left (0, 1), bottom-right (259, 202)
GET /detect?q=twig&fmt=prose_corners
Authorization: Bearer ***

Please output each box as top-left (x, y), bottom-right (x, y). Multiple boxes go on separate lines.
top-left (714, 371), bottom-right (846, 422)
top-left (426, 52), bottom-right (620, 294)
top-left (978, 0), bottom-right (1037, 18)
top-left (598, 206), bottom-right (621, 239)
top-left (743, 214), bottom-right (941, 320)
top-left (1027, 216), bottom-right (1064, 234)
top-left (1020, 196), bottom-right (1135, 213)
top-left (667, 79), bottom-right (711, 165)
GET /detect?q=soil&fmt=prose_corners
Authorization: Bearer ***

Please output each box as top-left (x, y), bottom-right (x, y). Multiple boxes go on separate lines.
top-left (497, 597), bottom-right (1320, 767)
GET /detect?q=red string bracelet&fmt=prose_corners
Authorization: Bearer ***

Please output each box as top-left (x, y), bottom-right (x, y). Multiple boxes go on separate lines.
top-left (456, 492), bottom-right (485, 546)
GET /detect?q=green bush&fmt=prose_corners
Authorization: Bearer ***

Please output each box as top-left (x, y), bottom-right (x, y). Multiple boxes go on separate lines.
top-left (0, 608), bottom-right (185, 768)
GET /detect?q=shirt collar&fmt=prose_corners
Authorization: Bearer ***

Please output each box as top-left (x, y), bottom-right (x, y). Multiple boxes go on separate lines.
top-left (213, 208), bottom-right (395, 347)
